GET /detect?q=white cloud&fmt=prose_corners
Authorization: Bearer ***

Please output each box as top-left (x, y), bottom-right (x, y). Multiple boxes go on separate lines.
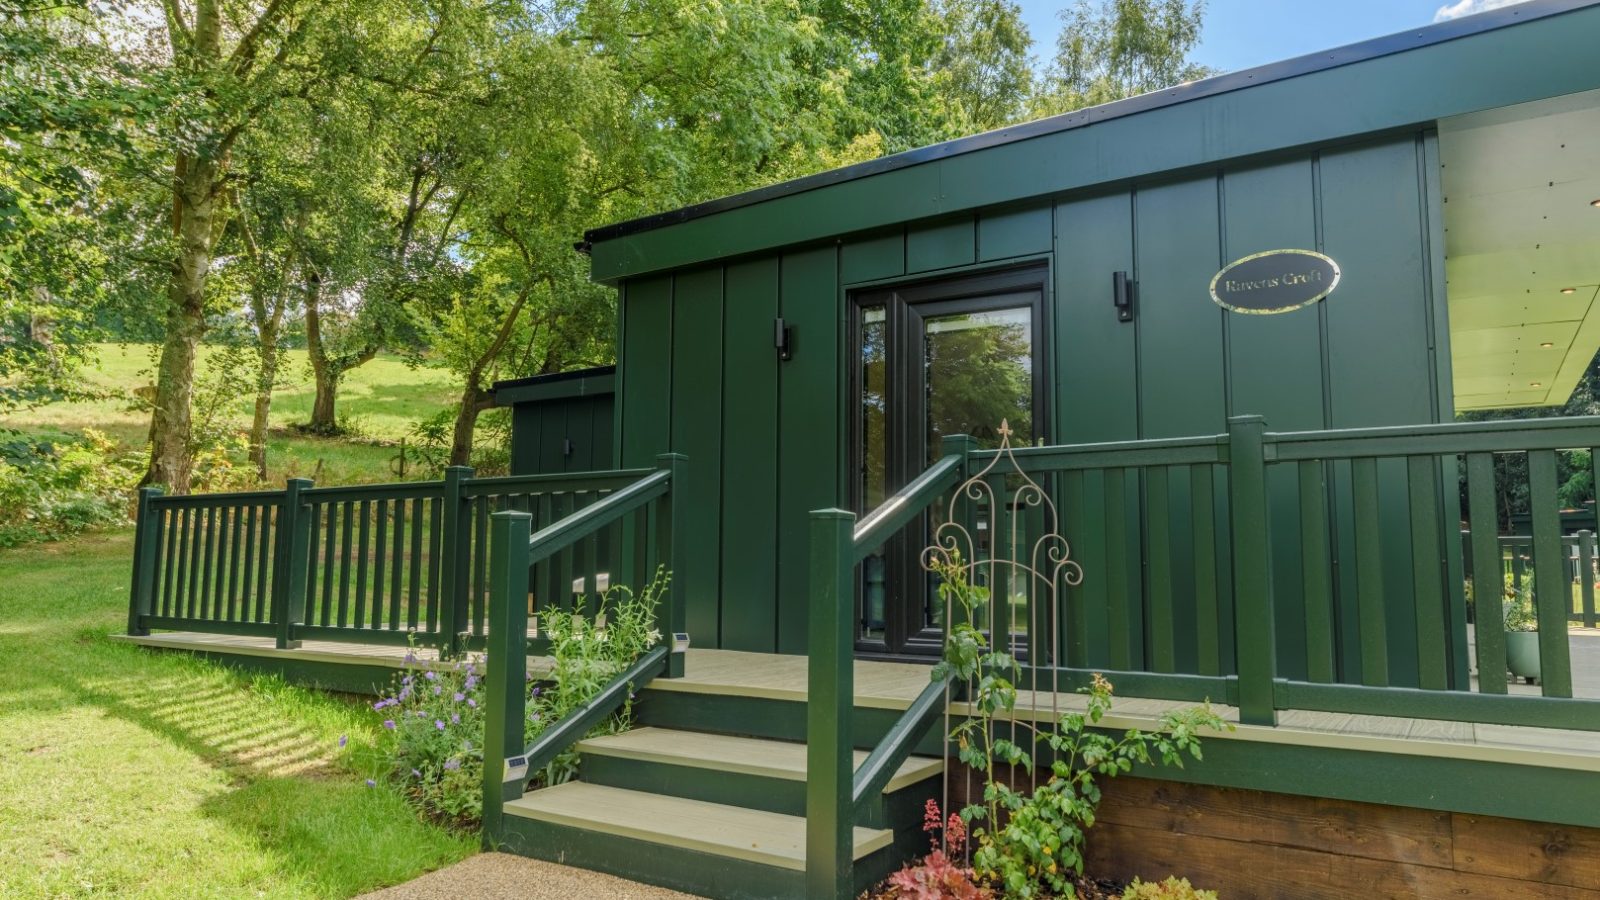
top-left (1434, 0), bottom-right (1529, 22)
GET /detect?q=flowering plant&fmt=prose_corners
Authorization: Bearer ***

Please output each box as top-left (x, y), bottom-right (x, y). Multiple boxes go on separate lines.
top-left (886, 799), bottom-right (989, 900)
top-left (375, 566), bottom-right (669, 825)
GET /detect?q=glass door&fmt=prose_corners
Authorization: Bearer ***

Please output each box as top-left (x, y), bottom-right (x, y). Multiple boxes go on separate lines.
top-left (852, 266), bottom-right (1046, 656)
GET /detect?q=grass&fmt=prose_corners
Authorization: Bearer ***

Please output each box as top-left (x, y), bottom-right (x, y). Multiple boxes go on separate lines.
top-left (0, 533), bottom-right (476, 898)
top-left (2, 343), bottom-right (463, 487)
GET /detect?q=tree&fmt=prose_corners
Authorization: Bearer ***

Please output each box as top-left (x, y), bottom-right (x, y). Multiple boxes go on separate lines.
top-left (1033, 0), bottom-right (1212, 116)
top-left (931, 0), bottom-right (1035, 133)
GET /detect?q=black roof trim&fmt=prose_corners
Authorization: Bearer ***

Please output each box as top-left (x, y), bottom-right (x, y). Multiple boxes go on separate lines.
top-left (491, 365), bottom-right (616, 393)
top-left (583, 0), bottom-right (1597, 245)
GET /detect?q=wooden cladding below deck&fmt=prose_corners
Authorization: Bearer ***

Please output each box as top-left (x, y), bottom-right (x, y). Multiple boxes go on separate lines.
top-left (1082, 778), bottom-right (1600, 898)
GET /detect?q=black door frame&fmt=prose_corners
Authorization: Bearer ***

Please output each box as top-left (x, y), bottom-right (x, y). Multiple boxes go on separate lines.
top-left (847, 263), bottom-right (1051, 656)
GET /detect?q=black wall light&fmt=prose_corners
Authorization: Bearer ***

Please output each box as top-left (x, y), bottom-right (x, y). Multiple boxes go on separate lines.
top-left (1113, 271), bottom-right (1136, 323)
top-left (774, 317), bottom-right (793, 361)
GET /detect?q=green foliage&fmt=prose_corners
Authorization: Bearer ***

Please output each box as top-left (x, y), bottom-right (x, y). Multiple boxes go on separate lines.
top-left (378, 567), bottom-right (669, 826)
top-left (1034, 0), bottom-right (1212, 117)
top-left (1118, 876), bottom-right (1219, 900)
top-left (1504, 574), bottom-right (1539, 633)
top-left (0, 429), bottom-right (142, 546)
top-left (931, 555), bottom-right (1229, 899)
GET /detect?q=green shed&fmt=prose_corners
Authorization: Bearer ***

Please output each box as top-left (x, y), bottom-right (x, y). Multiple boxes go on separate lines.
top-left (581, 0), bottom-right (1600, 678)
top-left (494, 366), bottom-right (615, 476)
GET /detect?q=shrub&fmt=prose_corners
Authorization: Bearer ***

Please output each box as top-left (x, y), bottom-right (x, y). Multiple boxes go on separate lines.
top-left (886, 799), bottom-right (990, 900)
top-left (376, 567), bottom-right (669, 826)
top-left (0, 428), bottom-right (142, 546)
top-left (1118, 877), bottom-right (1218, 900)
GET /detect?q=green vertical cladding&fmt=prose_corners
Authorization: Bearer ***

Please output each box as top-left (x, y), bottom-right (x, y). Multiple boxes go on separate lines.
top-left (1527, 450), bottom-right (1575, 698)
top-left (510, 405), bottom-right (541, 475)
top-left (670, 267), bottom-right (724, 649)
top-left (1135, 176), bottom-right (1224, 438)
top-left (906, 216), bottom-right (975, 274)
top-left (720, 257), bottom-right (781, 652)
top-left (777, 246), bottom-right (841, 655)
top-left (1223, 159), bottom-right (1322, 682)
top-left (537, 404), bottom-right (566, 474)
top-left (978, 204), bottom-right (1051, 262)
top-left (1056, 191), bottom-right (1136, 444)
top-left (806, 509), bottom-right (856, 900)
top-left (1406, 454), bottom-right (1449, 691)
top-left (840, 230), bottom-right (905, 284)
top-left (620, 276), bottom-right (673, 468)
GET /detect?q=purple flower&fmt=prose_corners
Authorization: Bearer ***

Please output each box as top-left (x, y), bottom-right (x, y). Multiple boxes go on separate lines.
top-left (338, 734), bottom-right (348, 748)
top-left (531, 686), bottom-right (541, 697)
top-left (372, 700), bottom-right (385, 711)
top-left (435, 719), bottom-right (446, 731)
top-left (403, 652), bottom-right (416, 664)
top-left (402, 675), bottom-right (414, 686)
top-left (451, 713), bottom-right (460, 724)
top-left (425, 671), bottom-right (438, 682)
top-left (464, 675), bottom-right (478, 690)
top-left (444, 758), bottom-right (460, 771)
top-left (398, 687), bottom-right (411, 702)
top-left (433, 686), bottom-right (442, 696)
top-left (365, 779), bottom-right (376, 787)
top-left (382, 719), bottom-right (395, 730)
top-left (467, 698), bottom-right (477, 709)
top-left (453, 692), bottom-right (465, 703)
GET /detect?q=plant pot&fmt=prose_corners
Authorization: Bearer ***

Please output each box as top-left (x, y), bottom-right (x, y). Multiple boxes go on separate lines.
top-left (1505, 631), bottom-right (1541, 684)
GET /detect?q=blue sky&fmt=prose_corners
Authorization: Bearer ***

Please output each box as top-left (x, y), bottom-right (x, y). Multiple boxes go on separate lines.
top-left (1012, 0), bottom-right (1529, 73)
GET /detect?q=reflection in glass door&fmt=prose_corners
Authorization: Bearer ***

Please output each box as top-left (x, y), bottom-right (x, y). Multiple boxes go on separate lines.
top-left (852, 267), bottom-right (1046, 656)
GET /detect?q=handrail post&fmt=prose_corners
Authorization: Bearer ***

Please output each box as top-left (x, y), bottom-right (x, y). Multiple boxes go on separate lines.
top-left (482, 509), bottom-right (532, 850)
top-left (273, 478), bottom-right (313, 650)
top-left (1579, 529), bottom-right (1596, 629)
top-left (1227, 416), bottom-right (1276, 726)
top-left (438, 465), bottom-right (474, 658)
top-left (807, 508), bottom-right (856, 900)
top-left (656, 453), bottom-right (689, 678)
top-left (127, 486), bottom-right (164, 636)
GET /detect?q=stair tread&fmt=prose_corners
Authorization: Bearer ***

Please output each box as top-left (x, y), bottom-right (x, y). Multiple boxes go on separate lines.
top-left (504, 782), bottom-right (894, 871)
top-left (577, 727), bottom-right (943, 792)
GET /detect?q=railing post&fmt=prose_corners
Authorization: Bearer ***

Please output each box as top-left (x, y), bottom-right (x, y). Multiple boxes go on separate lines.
top-left (1227, 416), bottom-right (1277, 726)
top-left (438, 465), bottom-right (474, 658)
top-left (482, 509), bottom-right (532, 850)
top-left (656, 453), bottom-right (689, 678)
top-left (127, 486), bottom-right (163, 636)
top-left (1580, 530), bottom-right (1597, 629)
top-left (807, 508), bottom-right (856, 900)
top-left (273, 478), bottom-right (313, 650)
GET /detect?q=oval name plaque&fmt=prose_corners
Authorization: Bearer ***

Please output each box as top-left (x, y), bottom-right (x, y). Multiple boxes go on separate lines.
top-left (1209, 249), bottom-right (1341, 315)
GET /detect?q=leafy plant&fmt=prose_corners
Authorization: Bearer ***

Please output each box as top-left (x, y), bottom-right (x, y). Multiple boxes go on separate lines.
top-left (376, 567), bottom-right (668, 826)
top-left (0, 428), bottom-right (142, 546)
top-left (1504, 581), bottom-right (1539, 633)
top-left (886, 799), bottom-right (989, 900)
top-left (929, 555), bottom-right (1229, 899)
top-left (1118, 876), bottom-right (1219, 900)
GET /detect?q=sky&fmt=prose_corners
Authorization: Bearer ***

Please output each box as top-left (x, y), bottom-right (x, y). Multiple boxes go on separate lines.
top-left (1012, 0), bottom-right (1533, 73)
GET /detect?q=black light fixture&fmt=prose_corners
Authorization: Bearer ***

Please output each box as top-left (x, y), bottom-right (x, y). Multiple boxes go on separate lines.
top-left (1112, 271), bottom-right (1136, 323)
top-left (774, 317), bottom-right (793, 361)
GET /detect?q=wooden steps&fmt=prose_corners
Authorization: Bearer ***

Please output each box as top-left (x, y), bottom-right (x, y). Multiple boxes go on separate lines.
top-left (504, 781), bottom-right (893, 872)
top-left (576, 726), bottom-right (943, 792)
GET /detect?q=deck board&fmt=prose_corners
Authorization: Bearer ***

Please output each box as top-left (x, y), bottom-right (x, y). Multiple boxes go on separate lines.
top-left (119, 631), bottom-right (1600, 772)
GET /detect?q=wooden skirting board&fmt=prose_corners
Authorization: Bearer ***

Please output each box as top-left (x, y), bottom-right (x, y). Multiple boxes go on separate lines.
top-left (1081, 777), bottom-right (1600, 898)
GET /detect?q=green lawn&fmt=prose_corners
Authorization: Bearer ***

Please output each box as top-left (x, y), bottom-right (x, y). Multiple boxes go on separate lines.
top-left (0, 533), bottom-right (475, 898)
top-left (2, 343), bottom-right (463, 486)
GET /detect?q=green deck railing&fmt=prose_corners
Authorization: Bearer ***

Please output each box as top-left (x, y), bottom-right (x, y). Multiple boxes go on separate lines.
top-left (127, 464), bottom-right (659, 656)
top-left (480, 453), bottom-right (687, 848)
top-left (806, 413), bottom-right (1600, 898)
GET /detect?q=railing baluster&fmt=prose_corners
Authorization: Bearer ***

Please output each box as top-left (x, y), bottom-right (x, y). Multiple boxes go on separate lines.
top-left (1407, 455), bottom-right (1448, 690)
top-left (199, 506), bottom-right (217, 620)
top-left (1228, 416), bottom-right (1276, 726)
top-left (1062, 469), bottom-right (1090, 667)
top-left (1528, 450), bottom-right (1575, 698)
top-left (1352, 456), bottom-right (1388, 687)
top-left (355, 499), bottom-right (372, 630)
top-left (1298, 461), bottom-right (1334, 683)
top-left (1104, 467), bottom-right (1134, 670)
top-left (472, 496), bottom-right (490, 637)
top-left (408, 497), bottom-right (423, 631)
top-left (254, 504), bottom-right (273, 622)
top-left (1146, 465), bottom-right (1175, 673)
top-left (1191, 463), bottom-right (1220, 677)
top-left (318, 502), bottom-right (336, 626)
top-left (437, 466), bottom-right (472, 656)
top-left (1465, 453), bottom-right (1506, 694)
top-left (301, 505), bottom-right (318, 626)
top-left (372, 498), bottom-right (388, 630)
top-left (1580, 530), bottom-right (1597, 630)
top-left (161, 505), bottom-right (179, 618)
top-left (184, 507), bottom-right (201, 619)
top-left (390, 498), bottom-right (405, 630)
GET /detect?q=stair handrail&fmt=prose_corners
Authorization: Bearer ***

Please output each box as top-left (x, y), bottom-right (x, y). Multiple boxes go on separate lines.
top-left (806, 435), bottom-right (975, 899)
top-left (481, 453), bottom-right (688, 849)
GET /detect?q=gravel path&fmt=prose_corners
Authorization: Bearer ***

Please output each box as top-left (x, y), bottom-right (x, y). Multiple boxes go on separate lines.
top-left (361, 853), bottom-right (704, 900)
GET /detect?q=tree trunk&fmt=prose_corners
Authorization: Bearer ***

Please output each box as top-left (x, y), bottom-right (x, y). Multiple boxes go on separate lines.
top-left (143, 150), bottom-right (220, 492)
top-left (248, 318), bottom-right (279, 479)
top-left (448, 383), bottom-right (492, 467)
top-left (302, 271), bottom-right (341, 434)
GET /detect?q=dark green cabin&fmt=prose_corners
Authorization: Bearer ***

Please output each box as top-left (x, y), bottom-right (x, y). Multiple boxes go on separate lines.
top-left (495, 366), bottom-right (615, 476)
top-left (584, 0), bottom-right (1600, 679)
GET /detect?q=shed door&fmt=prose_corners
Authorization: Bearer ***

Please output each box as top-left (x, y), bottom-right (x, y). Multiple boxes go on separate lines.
top-left (853, 265), bottom-right (1047, 656)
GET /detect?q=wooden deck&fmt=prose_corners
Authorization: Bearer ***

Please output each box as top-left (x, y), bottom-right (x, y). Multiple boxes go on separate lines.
top-left (117, 631), bottom-right (1600, 773)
